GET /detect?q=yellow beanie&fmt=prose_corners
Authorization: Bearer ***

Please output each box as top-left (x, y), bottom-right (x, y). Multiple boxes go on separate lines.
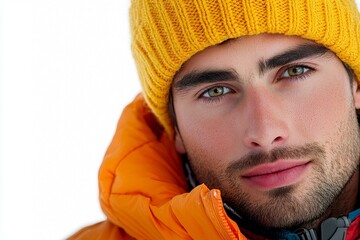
top-left (130, 0), bottom-right (360, 137)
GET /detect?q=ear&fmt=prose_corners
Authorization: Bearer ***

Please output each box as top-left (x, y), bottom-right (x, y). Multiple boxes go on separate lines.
top-left (174, 128), bottom-right (186, 154)
top-left (352, 79), bottom-right (360, 110)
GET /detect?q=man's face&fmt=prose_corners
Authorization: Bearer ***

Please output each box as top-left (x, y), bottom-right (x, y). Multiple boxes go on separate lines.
top-left (172, 34), bottom-right (360, 228)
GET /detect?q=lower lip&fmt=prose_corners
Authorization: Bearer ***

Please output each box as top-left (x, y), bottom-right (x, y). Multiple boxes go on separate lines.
top-left (242, 163), bottom-right (310, 190)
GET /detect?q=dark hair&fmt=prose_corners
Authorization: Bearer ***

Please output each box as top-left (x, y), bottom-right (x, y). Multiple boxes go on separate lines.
top-left (343, 62), bottom-right (355, 82)
top-left (168, 90), bottom-right (178, 129)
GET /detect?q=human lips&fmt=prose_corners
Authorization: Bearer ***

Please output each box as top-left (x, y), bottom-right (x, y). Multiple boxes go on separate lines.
top-left (241, 160), bottom-right (311, 190)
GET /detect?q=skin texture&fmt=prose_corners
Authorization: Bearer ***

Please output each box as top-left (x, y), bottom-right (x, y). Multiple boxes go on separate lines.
top-left (172, 34), bottom-right (360, 229)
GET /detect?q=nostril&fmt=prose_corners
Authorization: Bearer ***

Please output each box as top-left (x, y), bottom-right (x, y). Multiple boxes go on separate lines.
top-left (250, 141), bottom-right (261, 147)
top-left (250, 136), bottom-right (284, 148)
top-left (272, 136), bottom-right (284, 143)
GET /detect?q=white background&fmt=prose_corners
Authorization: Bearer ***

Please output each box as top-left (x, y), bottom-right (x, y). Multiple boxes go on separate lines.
top-left (0, 1), bottom-right (139, 239)
top-left (1, 1), bottom-right (360, 240)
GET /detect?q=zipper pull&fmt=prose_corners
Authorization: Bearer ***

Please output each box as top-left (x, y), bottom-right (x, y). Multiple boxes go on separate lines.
top-left (320, 216), bottom-right (350, 240)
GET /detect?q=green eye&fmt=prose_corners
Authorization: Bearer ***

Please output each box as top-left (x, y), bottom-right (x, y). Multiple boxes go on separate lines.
top-left (282, 66), bottom-right (310, 78)
top-left (203, 86), bottom-right (231, 98)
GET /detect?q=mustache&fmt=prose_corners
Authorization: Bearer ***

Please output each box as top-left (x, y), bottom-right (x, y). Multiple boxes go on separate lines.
top-left (226, 143), bottom-right (325, 174)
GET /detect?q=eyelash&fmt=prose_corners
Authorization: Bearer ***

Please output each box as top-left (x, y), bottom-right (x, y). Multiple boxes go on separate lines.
top-left (278, 64), bottom-right (314, 81)
top-left (198, 64), bottom-right (315, 104)
top-left (199, 85), bottom-right (234, 104)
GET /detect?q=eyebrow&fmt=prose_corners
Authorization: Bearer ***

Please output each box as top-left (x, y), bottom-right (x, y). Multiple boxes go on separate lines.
top-left (173, 43), bottom-right (329, 92)
top-left (173, 69), bottom-right (239, 92)
top-left (258, 44), bottom-right (329, 75)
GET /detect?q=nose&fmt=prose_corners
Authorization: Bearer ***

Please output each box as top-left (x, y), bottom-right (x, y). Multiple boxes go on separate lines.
top-left (243, 88), bottom-right (289, 150)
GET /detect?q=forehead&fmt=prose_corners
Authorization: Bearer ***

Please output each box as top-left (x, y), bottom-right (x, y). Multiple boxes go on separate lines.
top-left (175, 34), bottom-right (326, 80)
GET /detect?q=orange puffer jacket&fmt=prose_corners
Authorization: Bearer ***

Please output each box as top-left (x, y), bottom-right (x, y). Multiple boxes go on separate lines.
top-left (69, 95), bottom-right (247, 240)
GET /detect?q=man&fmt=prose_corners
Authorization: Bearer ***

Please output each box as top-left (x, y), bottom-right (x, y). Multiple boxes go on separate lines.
top-left (69, 0), bottom-right (360, 239)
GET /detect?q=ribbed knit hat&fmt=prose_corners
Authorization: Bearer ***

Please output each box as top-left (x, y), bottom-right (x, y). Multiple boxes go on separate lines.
top-left (130, 0), bottom-right (360, 137)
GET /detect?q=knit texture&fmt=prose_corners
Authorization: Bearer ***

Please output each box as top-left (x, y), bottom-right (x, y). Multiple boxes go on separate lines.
top-left (130, 0), bottom-right (360, 137)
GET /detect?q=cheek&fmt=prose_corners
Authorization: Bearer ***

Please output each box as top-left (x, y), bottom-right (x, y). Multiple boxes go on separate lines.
top-left (176, 104), bottom-right (238, 162)
top-left (291, 77), bottom-right (352, 140)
